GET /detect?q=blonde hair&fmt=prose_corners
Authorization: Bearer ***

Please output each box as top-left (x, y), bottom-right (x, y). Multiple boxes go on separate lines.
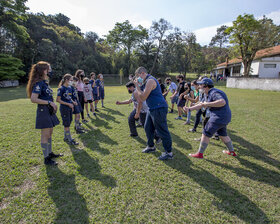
top-left (58, 74), bottom-right (72, 88)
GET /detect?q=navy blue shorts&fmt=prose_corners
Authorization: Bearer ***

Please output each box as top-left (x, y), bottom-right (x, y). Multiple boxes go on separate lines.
top-left (177, 98), bottom-right (186, 107)
top-left (60, 105), bottom-right (73, 127)
top-left (100, 88), bottom-right (105, 99)
top-left (171, 95), bottom-right (178, 104)
top-left (203, 121), bottom-right (228, 137)
top-left (73, 102), bottom-right (82, 114)
top-left (93, 93), bottom-right (99, 101)
top-left (36, 105), bottom-right (60, 129)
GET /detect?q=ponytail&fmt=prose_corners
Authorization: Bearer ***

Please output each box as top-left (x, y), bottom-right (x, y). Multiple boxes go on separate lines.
top-left (58, 74), bottom-right (72, 88)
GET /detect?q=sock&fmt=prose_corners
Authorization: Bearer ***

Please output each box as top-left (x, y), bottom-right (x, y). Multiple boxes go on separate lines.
top-left (41, 143), bottom-right (49, 158)
top-left (101, 101), bottom-right (104, 106)
top-left (198, 142), bottom-right (208, 153)
top-left (225, 141), bottom-right (234, 152)
top-left (75, 120), bottom-right (79, 129)
top-left (47, 138), bottom-right (52, 154)
top-left (64, 130), bottom-right (72, 141)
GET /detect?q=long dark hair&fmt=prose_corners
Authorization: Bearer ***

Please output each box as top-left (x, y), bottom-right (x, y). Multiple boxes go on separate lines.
top-left (185, 82), bottom-right (192, 94)
top-left (75, 69), bottom-right (84, 82)
top-left (58, 74), bottom-right (72, 88)
top-left (26, 61), bottom-right (50, 98)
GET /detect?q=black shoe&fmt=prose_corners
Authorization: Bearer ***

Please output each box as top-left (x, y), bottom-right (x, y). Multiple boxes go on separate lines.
top-left (44, 157), bottom-right (58, 166)
top-left (188, 128), bottom-right (196, 133)
top-left (70, 139), bottom-right (79, 145)
top-left (102, 105), bottom-right (105, 108)
top-left (130, 134), bottom-right (138, 137)
top-left (76, 128), bottom-right (85, 134)
top-left (95, 109), bottom-right (99, 112)
top-left (168, 110), bottom-right (174, 113)
top-left (49, 152), bottom-right (63, 158)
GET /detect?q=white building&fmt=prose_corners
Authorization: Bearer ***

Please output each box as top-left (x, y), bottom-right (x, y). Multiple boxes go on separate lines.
top-left (214, 45), bottom-right (280, 78)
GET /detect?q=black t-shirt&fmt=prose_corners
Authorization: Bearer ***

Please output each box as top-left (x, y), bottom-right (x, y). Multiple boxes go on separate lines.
top-left (177, 81), bottom-right (186, 95)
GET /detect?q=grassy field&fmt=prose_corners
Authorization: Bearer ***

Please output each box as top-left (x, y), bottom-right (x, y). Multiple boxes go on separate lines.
top-left (0, 84), bottom-right (279, 223)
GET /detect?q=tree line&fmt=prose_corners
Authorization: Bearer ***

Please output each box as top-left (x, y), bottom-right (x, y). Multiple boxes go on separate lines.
top-left (1, 0), bottom-right (279, 82)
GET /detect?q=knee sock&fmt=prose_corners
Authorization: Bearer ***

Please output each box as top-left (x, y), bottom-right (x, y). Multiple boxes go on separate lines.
top-left (198, 142), bottom-right (208, 153)
top-left (47, 138), bottom-right (52, 154)
top-left (41, 143), bottom-right (49, 158)
top-left (225, 141), bottom-right (234, 151)
top-left (64, 130), bottom-right (72, 141)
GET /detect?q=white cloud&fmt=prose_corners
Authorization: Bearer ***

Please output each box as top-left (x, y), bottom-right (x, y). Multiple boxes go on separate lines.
top-left (194, 9), bottom-right (280, 46)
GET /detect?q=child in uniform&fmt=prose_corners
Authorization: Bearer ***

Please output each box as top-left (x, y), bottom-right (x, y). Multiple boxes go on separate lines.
top-left (56, 74), bottom-right (79, 145)
top-left (26, 61), bottom-right (62, 165)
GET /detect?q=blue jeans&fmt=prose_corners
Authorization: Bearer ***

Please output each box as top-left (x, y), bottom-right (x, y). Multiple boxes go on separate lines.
top-left (144, 107), bottom-right (172, 152)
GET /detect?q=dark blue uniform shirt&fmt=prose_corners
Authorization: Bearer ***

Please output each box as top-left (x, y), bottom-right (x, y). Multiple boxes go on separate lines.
top-left (32, 80), bottom-right (54, 101)
top-left (57, 85), bottom-right (73, 104)
top-left (70, 86), bottom-right (78, 102)
top-left (89, 79), bottom-right (98, 94)
top-left (207, 88), bottom-right (231, 124)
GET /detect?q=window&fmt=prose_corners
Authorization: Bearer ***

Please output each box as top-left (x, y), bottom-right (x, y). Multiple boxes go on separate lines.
top-left (264, 64), bottom-right (276, 68)
top-left (232, 66), bottom-right (241, 74)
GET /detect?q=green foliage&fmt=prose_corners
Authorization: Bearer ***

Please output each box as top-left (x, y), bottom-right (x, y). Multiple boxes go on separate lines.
top-left (0, 54), bottom-right (25, 80)
top-left (226, 14), bottom-right (280, 76)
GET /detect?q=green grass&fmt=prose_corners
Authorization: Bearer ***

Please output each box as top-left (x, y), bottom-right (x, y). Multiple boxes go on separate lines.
top-left (0, 85), bottom-right (280, 223)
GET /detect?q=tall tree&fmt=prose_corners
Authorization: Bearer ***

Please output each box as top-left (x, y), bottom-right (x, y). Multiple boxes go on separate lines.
top-left (209, 25), bottom-right (229, 48)
top-left (226, 14), bottom-right (280, 77)
top-left (149, 18), bottom-right (172, 74)
top-left (106, 20), bottom-right (148, 75)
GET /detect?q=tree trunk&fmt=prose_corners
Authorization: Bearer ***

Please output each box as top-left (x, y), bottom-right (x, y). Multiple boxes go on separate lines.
top-left (150, 46), bottom-right (160, 75)
top-left (243, 60), bottom-right (252, 77)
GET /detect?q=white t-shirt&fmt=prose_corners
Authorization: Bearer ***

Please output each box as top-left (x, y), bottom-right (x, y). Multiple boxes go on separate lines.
top-left (168, 82), bottom-right (177, 93)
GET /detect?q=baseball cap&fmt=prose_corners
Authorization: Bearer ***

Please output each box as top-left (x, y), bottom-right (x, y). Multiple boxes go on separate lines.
top-left (197, 78), bottom-right (214, 86)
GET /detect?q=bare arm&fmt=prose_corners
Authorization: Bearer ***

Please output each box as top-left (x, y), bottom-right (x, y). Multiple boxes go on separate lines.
top-left (31, 93), bottom-right (57, 111)
top-left (135, 79), bottom-right (156, 101)
top-left (116, 99), bottom-right (132, 105)
top-left (203, 99), bottom-right (226, 108)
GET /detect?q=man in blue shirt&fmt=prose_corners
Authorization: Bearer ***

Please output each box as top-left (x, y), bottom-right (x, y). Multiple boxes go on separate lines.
top-left (189, 78), bottom-right (236, 159)
top-left (134, 67), bottom-right (173, 160)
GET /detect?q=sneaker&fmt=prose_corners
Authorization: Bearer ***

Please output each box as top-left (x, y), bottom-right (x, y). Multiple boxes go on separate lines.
top-left (76, 128), bottom-right (85, 134)
top-left (130, 134), bottom-right (138, 137)
top-left (168, 110), bottom-right (174, 113)
top-left (93, 112), bottom-right (97, 117)
top-left (44, 157), bottom-right (58, 166)
top-left (194, 137), bottom-right (201, 141)
top-left (49, 152), bottom-right (63, 158)
top-left (183, 121), bottom-right (191, 125)
top-left (188, 128), bottom-right (196, 133)
top-left (142, 146), bottom-right (156, 153)
top-left (95, 109), bottom-right (99, 112)
top-left (223, 150), bottom-right (237, 157)
top-left (189, 152), bottom-right (203, 159)
top-left (158, 152), bottom-right (173, 160)
top-left (82, 119), bottom-right (88, 123)
top-left (175, 116), bottom-right (182, 120)
top-left (155, 138), bottom-right (162, 144)
top-left (70, 139), bottom-right (79, 145)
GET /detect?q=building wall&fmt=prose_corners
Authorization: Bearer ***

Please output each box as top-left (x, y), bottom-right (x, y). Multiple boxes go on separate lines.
top-left (258, 56), bottom-right (280, 78)
top-left (226, 77), bottom-right (280, 91)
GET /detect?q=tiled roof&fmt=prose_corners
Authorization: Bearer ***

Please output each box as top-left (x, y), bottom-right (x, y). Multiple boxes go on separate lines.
top-left (216, 45), bottom-right (280, 68)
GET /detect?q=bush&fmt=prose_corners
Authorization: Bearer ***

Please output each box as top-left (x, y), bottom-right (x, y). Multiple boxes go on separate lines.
top-left (0, 54), bottom-right (25, 81)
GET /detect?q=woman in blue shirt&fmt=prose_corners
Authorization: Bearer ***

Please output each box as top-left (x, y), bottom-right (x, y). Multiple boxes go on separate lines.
top-left (26, 61), bottom-right (62, 166)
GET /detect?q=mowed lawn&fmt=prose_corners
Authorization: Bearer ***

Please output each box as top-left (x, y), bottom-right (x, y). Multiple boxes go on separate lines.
top-left (0, 85), bottom-right (280, 223)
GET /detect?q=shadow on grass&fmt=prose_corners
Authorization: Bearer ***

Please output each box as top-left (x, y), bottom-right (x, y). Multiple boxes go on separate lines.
top-left (170, 131), bottom-right (192, 150)
top-left (80, 123), bottom-right (118, 155)
top-left (102, 107), bottom-right (125, 117)
top-left (46, 166), bottom-right (90, 224)
top-left (0, 86), bottom-right (27, 102)
top-left (69, 145), bottom-right (117, 188)
top-left (229, 130), bottom-right (280, 170)
top-left (161, 148), bottom-right (270, 223)
top-left (97, 110), bottom-right (121, 124)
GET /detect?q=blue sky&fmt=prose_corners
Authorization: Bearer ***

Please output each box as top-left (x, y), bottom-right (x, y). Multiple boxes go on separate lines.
top-left (26, 0), bottom-right (280, 45)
